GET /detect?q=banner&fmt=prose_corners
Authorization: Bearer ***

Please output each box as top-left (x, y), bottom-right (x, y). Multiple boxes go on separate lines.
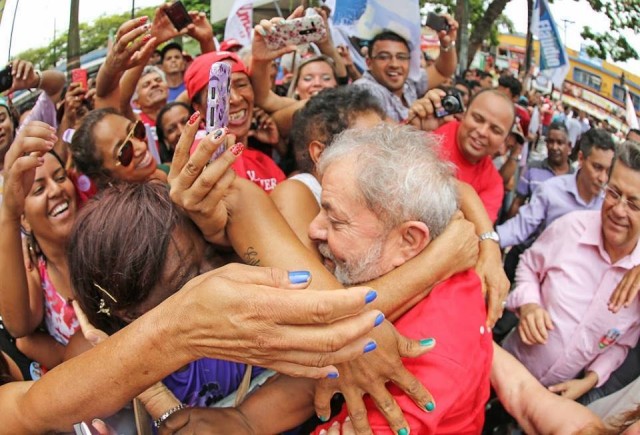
top-left (531, 0), bottom-right (570, 89)
top-left (626, 86), bottom-right (640, 130)
top-left (0, 0), bottom-right (6, 27)
top-left (223, 0), bottom-right (254, 47)
top-left (324, 0), bottom-right (422, 82)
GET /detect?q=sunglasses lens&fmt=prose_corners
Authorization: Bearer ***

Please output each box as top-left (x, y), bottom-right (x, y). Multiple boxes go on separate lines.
top-left (118, 141), bottom-right (134, 166)
top-left (134, 121), bottom-right (147, 140)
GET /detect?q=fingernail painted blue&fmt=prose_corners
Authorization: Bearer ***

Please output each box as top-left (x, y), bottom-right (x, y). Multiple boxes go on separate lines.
top-left (420, 338), bottom-right (435, 347)
top-left (365, 290), bottom-right (377, 304)
top-left (318, 415), bottom-right (329, 422)
top-left (425, 401), bottom-right (435, 412)
top-left (326, 371), bottom-right (339, 379)
top-left (374, 313), bottom-right (385, 327)
top-left (288, 270), bottom-right (311, 284)
top-left (363, 341), bottom-right (377, 353)
top-left (397, 429), bottom-right (408, 435)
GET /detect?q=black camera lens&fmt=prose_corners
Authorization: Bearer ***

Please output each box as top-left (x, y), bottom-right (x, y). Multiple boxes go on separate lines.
top-left (442, 95), bottom-right (461, 113)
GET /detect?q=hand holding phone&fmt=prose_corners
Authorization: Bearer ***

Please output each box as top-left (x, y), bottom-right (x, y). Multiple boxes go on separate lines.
top-left (165, 1), bottom-right (193, 31)
top-left (264, 15), bottom-right (327, 50)
top-left (0, 65), bottom-right (13, 93)
top-left (205, 62), bottom-right (231, 161)
top-left (71, 68), bottom-right (88, 91)
top-left (425, 12), bottom-right (450, 33)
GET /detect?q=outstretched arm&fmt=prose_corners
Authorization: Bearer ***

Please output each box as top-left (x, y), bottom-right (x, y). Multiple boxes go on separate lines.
top-left (1, 265), bottom-right (381, 433)
top-left (491, 344), bottom-right (603, 434)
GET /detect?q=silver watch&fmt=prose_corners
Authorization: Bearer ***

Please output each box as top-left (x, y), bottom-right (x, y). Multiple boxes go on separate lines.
top-left (479, 231), bottom-right (500, 243)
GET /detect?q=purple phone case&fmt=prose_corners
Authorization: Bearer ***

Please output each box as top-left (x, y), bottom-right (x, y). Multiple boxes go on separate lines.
top-left (206, 62), bottom-right (230, 160)
top-left (264, 15), bottom-right (327, 50)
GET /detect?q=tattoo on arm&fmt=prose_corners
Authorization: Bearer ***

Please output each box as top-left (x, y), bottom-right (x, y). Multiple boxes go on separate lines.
top-left (244, 247), bottom-right (261, 266)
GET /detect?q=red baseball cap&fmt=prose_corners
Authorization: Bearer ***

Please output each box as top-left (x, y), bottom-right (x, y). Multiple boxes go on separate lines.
top-left (220, 39), bottom-right (243, 52)
top-left (184, 51), bottom-right (249, 100)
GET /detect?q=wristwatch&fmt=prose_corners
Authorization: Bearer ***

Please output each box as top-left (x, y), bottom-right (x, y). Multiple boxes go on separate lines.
top-left (440, 41), bottom-right (455, 52)
top-left (479, 231), bottom-right (500, 243)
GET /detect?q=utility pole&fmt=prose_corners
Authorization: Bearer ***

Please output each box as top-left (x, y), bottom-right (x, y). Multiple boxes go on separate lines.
top-left (560, 18), bottom-right (574, 45)
top-left (525, 0), bottom-right (534, 75)
top-left (67, 0), bottom-right (81, 73)
top-left (7, 0), bottom-right (20, 62)
top-left (455, 0), bottom-right (470, 74)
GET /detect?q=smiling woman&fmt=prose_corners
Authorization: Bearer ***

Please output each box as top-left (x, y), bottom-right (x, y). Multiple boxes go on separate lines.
top-left (0, 121), bottom-right (83, 371)
top-left (71, 107), bottom-right (165, 189)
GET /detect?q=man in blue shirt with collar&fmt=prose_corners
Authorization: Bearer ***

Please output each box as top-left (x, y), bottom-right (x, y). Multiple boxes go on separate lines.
top-left (497, 128), bottom-right (615, 249)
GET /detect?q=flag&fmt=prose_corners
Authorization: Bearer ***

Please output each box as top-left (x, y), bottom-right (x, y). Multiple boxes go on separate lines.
top-left (224, 0), bottom-right (254, 48)
top-left (531, 0), bottom-right (570, 89)
top-left (0, 0), bottom-right (6, 26)
top-left (324, 0), bottom-right (422, 82)
top-left (626, 86), bottom-right (640, 130)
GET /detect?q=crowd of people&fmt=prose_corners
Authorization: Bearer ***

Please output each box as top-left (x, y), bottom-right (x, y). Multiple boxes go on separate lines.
top-left (1, 3), bottom-right (639, 434)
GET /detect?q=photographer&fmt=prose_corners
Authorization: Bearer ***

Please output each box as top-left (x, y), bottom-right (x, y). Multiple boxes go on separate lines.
top-left (408, 88), bottom-right (515, 223)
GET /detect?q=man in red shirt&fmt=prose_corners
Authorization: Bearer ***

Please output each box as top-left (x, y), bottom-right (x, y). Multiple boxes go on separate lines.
top-left (307, 125), bottom-right (492, 434)
top-left (433, 89), bottom-right (515, 222)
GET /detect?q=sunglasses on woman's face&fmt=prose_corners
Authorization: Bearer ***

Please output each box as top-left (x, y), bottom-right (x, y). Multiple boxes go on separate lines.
top-left (115, 120), bottom-right (146, 167)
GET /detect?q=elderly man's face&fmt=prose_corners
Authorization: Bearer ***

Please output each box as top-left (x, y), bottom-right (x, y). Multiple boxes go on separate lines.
top-left (601, 161), bottom-right (640, 262)
top-left (136, 72), bottom-right (168, 109)
top-left (308, 157), bottom-right (400, 285)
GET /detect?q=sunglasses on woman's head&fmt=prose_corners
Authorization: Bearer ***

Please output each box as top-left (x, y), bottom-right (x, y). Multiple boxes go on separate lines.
top-left (115, 120), bottom-right (146, 167)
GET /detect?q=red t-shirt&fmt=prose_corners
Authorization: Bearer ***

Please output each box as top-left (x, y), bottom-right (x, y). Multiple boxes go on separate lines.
top-left (313, 270), bottom-right (493, 434)
top-left (189, 133), bottom-right (285, 193)
top-left (435, 121), bottom-right (504, 223)
top-left (515, 105), bottom-right (531, 135)
top-left (232, 147), bottom-right (285, 192)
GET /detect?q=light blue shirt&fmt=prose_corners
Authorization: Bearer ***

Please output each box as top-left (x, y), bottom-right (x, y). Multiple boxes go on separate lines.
top-left (497, 171), bottom-right (603, 248)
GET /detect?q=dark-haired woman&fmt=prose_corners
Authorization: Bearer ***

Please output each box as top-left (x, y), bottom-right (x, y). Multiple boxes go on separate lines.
top-left (70, 108), bottom-right (168, 190)
top-left (156, 101), bottom-right (192, 163)
top-left (0, 122), bottom-right (85, 370)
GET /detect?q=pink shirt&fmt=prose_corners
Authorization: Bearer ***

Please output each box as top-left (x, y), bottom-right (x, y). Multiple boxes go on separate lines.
top-left (504, 210), bottom-right (640, 387)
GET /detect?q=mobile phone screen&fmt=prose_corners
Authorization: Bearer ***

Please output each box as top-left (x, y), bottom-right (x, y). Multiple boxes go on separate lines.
top-left (165, 1), bottom-right (192, 31)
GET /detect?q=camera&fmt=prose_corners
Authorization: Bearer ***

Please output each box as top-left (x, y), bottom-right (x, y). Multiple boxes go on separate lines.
top-left (435, 90), bottom-right (464, 118)
top-left (0, 65), bottom-right (13, 93)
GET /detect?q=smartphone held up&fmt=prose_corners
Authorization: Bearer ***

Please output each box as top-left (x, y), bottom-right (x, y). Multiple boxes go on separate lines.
top-left (205, 62), bottom-right (231, 161)
top-left (264, 13), bottom-right (327, 50)
top-left (165, 0), bottom-right (193, 31)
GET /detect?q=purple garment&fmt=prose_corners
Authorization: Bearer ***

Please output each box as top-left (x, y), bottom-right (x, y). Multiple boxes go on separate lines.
top-left (497, 171), bottom-right (603, 248)
top-left (504, 210), bottom-right (640, 387)
top-left (18, 92), bottom-right (58, 133)
top-left (163, 358), bottom-right (263, 407)
top-left (352, 70), bottom-right (427, 122)
top-left (515, 158), bottom-right (573, 200)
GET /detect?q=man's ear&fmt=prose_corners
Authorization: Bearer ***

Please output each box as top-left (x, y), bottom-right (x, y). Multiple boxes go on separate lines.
top-left (309, 140), bottom-right (326, 165)
top-left (390, 221), bottom-right (430, 268)
top-left (577, 150), bottom-right (584, 169)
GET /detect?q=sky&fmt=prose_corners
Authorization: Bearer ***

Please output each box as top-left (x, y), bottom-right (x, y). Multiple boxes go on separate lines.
top-left (1, 0), bottom-right (638, 73)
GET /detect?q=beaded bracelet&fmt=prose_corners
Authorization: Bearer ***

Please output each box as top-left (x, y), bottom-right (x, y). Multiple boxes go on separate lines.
top-left (153, 403), bottom-right (186, 428)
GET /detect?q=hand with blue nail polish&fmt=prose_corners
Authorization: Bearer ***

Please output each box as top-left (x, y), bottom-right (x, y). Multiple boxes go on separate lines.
top-left (314, 321), bottom-right (436, 435)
